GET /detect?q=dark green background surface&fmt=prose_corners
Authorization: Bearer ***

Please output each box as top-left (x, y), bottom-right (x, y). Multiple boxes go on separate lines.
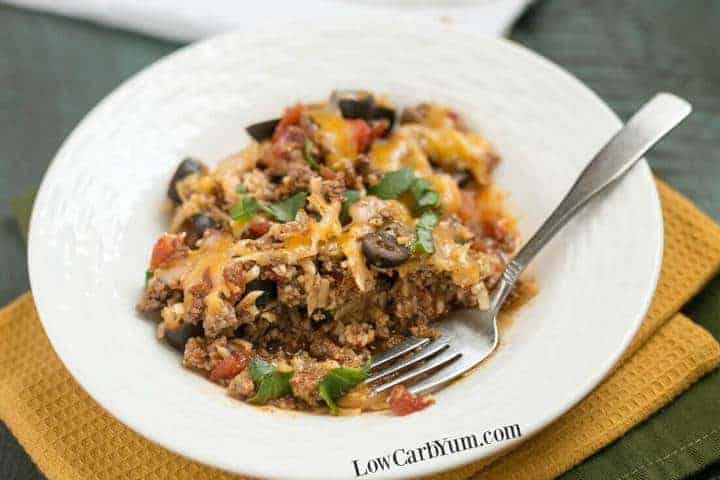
top-left (1, 1), bottom-right (718, 478)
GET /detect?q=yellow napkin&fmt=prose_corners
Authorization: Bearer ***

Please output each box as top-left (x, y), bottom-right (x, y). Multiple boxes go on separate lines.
top-left (0, 179), bottom-right (719, 480)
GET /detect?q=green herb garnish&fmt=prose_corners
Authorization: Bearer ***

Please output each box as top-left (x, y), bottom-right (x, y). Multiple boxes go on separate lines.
top-left (229, 195), bottom-right (260, 221)
top-left (264, 192), bottom-right (308, 223)
top-left (412, 210), bottom-right (439, 255)
top-left (368, 168), bottom-right (439, 212)
top-left (235, 183), bottom-right (247, 193)
top-left (248, 358), bottom-right (293, 404)
top-left (145, 270), bottom-right (153, 286)
top-left (303, 139), bottom-right (320, 170)
top-left (230, 191), bottom-right (308, 224)
top-left (367, 167), bottom-right (415, 199)
top-left (317, 366), bottom-right (369, 414)
top-left (409, 178), bottom-right (440, 210)
top-left (340, 190), bottom-right (361, 224)
top-left (249, 358), bottom-right (275, 382)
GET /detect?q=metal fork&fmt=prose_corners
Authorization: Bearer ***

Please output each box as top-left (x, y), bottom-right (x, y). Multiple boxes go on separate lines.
top-left (367, 93), bottom-right (692, 396)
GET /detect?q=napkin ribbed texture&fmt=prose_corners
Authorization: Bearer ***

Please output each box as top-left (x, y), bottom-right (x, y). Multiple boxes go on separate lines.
top-left (1, 179), bottom-right (718, 480)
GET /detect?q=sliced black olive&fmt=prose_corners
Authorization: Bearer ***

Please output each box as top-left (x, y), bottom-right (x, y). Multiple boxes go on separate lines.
top-left (164, 321), bottom-right (203, 351)
top-left (370, 105), bottom-right (396, 133)
top-left (338, 96), bottom-right (375, 120)
top-left (185, 213), bottom-right (217, 246)
top-left (168, 158), bottom-right (206, 203)
top-left (451, 169), bottom-right (472, 188)
top-left (246, 279), bottom-right (277, 306)
top-left (246, 118), bottom-right (280, 142)
top-left (311, 308), bottom-right (333, 323)
top-left (361, 230), bottom-right (410, 268)
top-left (331, 90), bottom-right (396, 136)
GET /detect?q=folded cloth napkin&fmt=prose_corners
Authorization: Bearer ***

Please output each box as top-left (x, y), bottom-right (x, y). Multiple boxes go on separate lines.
top-left (0, 178), bottom-right (718, 480)
top-left (0, 0), bottom-right (532, 42)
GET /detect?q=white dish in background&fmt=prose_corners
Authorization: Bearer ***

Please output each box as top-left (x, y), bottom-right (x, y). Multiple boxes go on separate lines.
top-left (28, 20), bottom-right (662, 480)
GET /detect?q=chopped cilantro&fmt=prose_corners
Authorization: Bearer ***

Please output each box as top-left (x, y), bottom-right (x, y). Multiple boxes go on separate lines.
top-left (250, 371), bottom-right (292, 404)
top-left (145, 270), bottom-right (153, 286)
top-left (409, 178), bottom-right (431, 199)
top-left (229, 195), bottom-right (260, 221)
top-left (248, 358), bottom-right (293, 404)
top-left (367, 167), bottom-right (415, 199)
top-left (249, 358), bottom-right (275, 383)
top-left (303, 139), bottom-right (320, 170)
top-left (264, 192), bottom-right (308, 223)
top-left (235, 183), bottom-right (247, 193)
top-left (369, 168), bottom-right (440, 212)
top-left (412, 210), bottom-right (439, 255)
top-left (318, 366), bottom-right (369, 414)
top-left (340, 190), bottom-right (361, 224)
top-left (229, 191), bottom-right (308, 224)
top-left (417, 190), bottom-right (440, 209)
top-left (409, 178), bottom-right (439, 210)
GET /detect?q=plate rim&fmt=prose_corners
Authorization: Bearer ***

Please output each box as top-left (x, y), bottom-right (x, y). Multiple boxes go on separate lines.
top-left (27, 25), bottom-right (663, 479)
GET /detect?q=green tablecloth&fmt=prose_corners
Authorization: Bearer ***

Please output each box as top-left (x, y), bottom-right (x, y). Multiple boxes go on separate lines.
top-left (1, 1), bottom-right (718, 478)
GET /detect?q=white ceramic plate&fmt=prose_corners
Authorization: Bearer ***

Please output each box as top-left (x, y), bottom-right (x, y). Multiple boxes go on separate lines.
top-left (28, 20), bottom-right (662, 480)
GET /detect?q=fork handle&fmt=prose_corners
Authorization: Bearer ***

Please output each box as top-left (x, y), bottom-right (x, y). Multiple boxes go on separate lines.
top-left (491, 93), bottom-right (691, 309)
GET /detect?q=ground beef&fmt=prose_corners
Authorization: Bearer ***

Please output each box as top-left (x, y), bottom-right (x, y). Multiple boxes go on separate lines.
top-left (289, 354), bottom-right (339, 406)
top-left (137, 279), bottom-right (176, 312)
top-left (227, 369), bottom-right (255, 400)
top-left (140, 94), bottom-right (525, 414)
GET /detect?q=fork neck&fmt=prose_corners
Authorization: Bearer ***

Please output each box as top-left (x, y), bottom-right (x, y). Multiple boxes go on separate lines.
top-left (489, 259), bottom-right (523, 313)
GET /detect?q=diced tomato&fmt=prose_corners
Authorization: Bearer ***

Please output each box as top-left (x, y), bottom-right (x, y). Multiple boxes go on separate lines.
top-left (446, 109), bottom-right (466, 131)
top-left (483, 218), bottom-right (509, 243)
top-left (319, 165), bottom-right (339, 180)
top-left (150, 233), bottom-right (182, 270)
top-left (246, 220), bottom-right (271, 238)
top-left (369, 119), bottom-right (390, 139)
top-left (388, 385), bottom-right (434, 416)
top-left (272, 103), bottom-right (303, 141)
top-left (346, 119), bottom-right (372, 152)
top-left (271, 125), bottom-right (306, 160)
top-left (209, 351), bottom-right (249, 382)
top-left (458, 189), bottom-right (480, 224)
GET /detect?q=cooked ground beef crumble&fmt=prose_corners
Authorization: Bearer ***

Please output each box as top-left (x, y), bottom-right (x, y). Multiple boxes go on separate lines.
top-left (138, 91), bottom-right (520, 415)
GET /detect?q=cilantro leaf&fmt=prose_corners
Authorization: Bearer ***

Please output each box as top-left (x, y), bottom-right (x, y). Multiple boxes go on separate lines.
top-left (412, 210), bottom-right (439, 255)
top-left (369, 169), bottom-right (440, 211)
top-left (317, 366), bottom-right (369, 414)
top-left (235, 183), bottom-right (247, 193)
top-left (367, 167), bottom-right (415, 199)
top-left (145, 270), bottom-right (153, 286)
top-left (248, 358), bottom-right (293, 404)
top-left (250, 371), bottom-right (293, 404)
top-left (417, 190), bottom-right (440, 209)
top-left (303, 139), bottom-right (320, 170)
top-left (340, 190), bottom-right (361, 224)
top-left (409, 178), bottom-right (432, 199)
top-left (249, 358), bottom-right (275, 383)
top-left (229, 195), bottom-right (260, 221)
top-left (409, 177), bottom-right (440, 210)
top-left (416, 209), bottom-right (439, 230)
top-left (264, 192), bottom-right (308, 223)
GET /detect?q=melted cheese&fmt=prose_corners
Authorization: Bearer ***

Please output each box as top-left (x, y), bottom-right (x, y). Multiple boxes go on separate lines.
top-left (157, 106), bottom-right (502, 315)
top-left (155, 233), bottom-right (235, 320)
top-left (308, 108), bottom-right (356, 168)
top-left (280, 177), bottom-right (342, 263)
top-left (339, 197), bottom-right (413, 292)
top-left (368, 130), bottom-right (463, 213)
top-left (423, 104), bottom-right (457, 129)
top-left (338, 197), bottom-right (381, 292)
top-left (401, 125), bottom-right (493, 186)
top-left (429, 221), bottom-right (483, 287)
